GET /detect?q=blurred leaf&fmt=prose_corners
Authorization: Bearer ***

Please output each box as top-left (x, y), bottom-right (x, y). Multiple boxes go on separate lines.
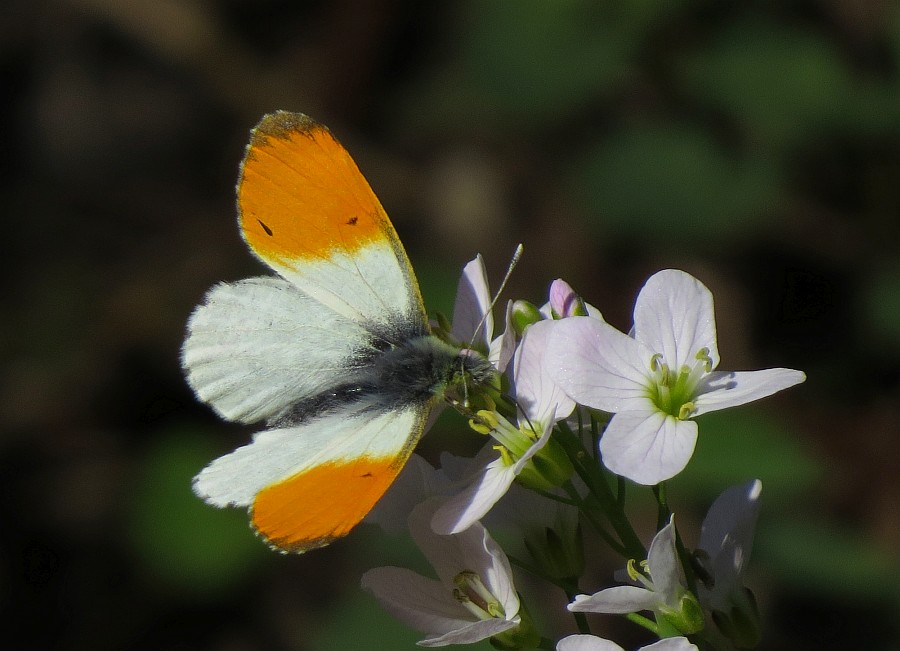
top-left (310, 589), bottom-right (424, 651)
top-left (758, 518), bottom-right (900, 607)
top-left (670, 408), bottom-right (821, 501)
top-left (575, 123), bottom-right (780, 240)
top-left (678, 18), bottom-right (856, 149)
top-left (461, 0), bottom-right (628, 120)
top-left (311, 588), bottom-right (497, 651)
top-left (400, 0), bottom-right (688, 132)
top-left (127, 427), bottom-right (267, 597)
top-left (864, 265), bottom-right (900, 350)
top-left (411, 254), bottom-right (460, 321)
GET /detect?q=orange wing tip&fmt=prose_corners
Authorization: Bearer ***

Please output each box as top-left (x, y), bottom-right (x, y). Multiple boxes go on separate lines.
top-left (250, 455), bottom-right (406, 553)
top-left (249, 111), bottom-right (322, 149)
top-left (238, 110), bottom-right (396, 265)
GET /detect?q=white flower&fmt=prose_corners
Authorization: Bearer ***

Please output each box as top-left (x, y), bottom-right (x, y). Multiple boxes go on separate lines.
top-left (569, 518), bottom-right (703, 635)
top-left (557, 634), bottom-right (698, 651)
top-left (431, 319), bottom-right (575, 534)
top-left (569, 518), bottom-right (682, 616)
top-left (546, 269), bottom-right (806, 484)
top-left (361, 500), bottom-right (521, 647)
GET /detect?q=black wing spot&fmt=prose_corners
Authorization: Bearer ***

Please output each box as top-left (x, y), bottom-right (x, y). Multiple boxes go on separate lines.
top-left (257, 219), bottom-right (273, 236)
top-left (346, 216), bottom-right (359, 226)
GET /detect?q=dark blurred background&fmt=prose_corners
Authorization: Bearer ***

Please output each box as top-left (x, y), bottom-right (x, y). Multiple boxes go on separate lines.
top-left (3, 1), bottom-right (899, 649)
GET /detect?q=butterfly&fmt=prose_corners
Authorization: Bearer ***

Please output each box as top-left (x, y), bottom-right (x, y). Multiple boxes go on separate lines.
top-left (182, 111), bottom-right (496, 552)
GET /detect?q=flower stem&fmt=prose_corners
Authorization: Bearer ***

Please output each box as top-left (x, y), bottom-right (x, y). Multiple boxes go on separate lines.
top-left (653, 482), bottom-right (671, 530)
top-left (554, 422), bottom-right (645, 559)
top-left (506, 555), bottom-right (591, 635)
top-left (625, 611), bottom-right (660, 635)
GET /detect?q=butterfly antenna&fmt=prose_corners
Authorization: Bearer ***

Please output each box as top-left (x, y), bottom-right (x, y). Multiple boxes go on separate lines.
top-left (452, 244), bottom-right (524, 410)
top-left (467, 243), bottom-right (524, 351)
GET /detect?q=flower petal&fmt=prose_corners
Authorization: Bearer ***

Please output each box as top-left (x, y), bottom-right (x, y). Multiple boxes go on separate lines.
top-left (557, 634), bottom-right (625, 651)
top-left (361, 567), bottom-right (475, 635)
top-left (451, 254), bottom-right (493, 348)
top-left (600, 411), bottom-right (698, 484)
top-left (431, 460), bottom-right (517, 535)
top-left (642, 638), bottom-right (699, 651)
top-left (568, 586), bottom-right (662, 614)
top-left (513, 319), bottom-right (575, 423)
top-left (699, 479), bottom-right (762, 610)
top-left (420, 617), bottom-right (520, 647)
top-left (633, 269), bottom-right (719, 371)
top-left (647, 518), bottom-right (680, 606)
top-left (546, 317), bottom-right (654, 412)
top-left (693, 368), bottom-right (806, 415)
top-left (489, 300), bottom-right (516, 372)
top-left (699, 479), bottom-right (762, 563)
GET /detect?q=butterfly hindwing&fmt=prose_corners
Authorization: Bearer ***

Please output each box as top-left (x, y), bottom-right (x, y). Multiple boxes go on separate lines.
top-left (193, 403), bottom-right (429, 552)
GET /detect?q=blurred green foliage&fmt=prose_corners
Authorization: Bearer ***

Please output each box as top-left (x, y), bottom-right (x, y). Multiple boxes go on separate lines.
top-left (128, 428), bottom-right (268, 596)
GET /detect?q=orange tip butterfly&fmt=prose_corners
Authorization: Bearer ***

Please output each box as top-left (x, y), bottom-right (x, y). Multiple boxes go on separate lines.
top-left (182, 112), bottom-right (495, 552)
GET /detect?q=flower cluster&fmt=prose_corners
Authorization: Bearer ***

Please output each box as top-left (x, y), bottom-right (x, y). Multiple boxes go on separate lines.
top-left (363, 257), bottom-right (805, 650)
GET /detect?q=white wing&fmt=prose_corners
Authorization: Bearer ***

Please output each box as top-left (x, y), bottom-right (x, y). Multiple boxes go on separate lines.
top-left (182, 275), bottom-right (374, 424)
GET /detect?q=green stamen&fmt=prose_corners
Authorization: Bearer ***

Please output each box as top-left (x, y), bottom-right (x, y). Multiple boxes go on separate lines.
top-left (453, 571), bottom-right (505, 619)
top-left (646, 349), bottom-right (711, 419)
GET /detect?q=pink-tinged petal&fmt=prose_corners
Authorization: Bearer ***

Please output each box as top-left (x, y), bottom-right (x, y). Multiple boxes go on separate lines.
top-left (361, 567), bottom-right (476, 635)
top-left (420, 617), bottom-right (520, 647)
top-left (568, 586), bottom-right (662, 613)
top-left (514, 320), bottom-right (576, 423)
top-left (693, 368), bottom-right (806, 416)
top-left (549, 279), bottom-right (584, 318)
top-left (451, 254), bottom-right (494, 347)
top-left (546, 317), bottom-right (654, 412)
top-left (431, 460), bottom-right (517, 535)
top-left (600, 411), bottom-right (698, 485)
top-left (647, 518), bottom-right (679, 605)
top-left (557, 634), bottom-right (625, 651)
top-left (642, 638), bottom-right (699, 651)
top-left (633, 270), bottom-right (719, 371)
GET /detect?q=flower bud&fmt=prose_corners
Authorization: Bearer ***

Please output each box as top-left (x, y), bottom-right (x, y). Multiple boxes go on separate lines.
top-left (658, 590), bottom-right (705, 636)
top-left (524, 522), bottom-right (585, 580)
top-left (516, 435), bottom-right (574, 490)
top-left (511, 300), bottom-right (542, 335)
top-left (548, 279), bottom-right (588, 318)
